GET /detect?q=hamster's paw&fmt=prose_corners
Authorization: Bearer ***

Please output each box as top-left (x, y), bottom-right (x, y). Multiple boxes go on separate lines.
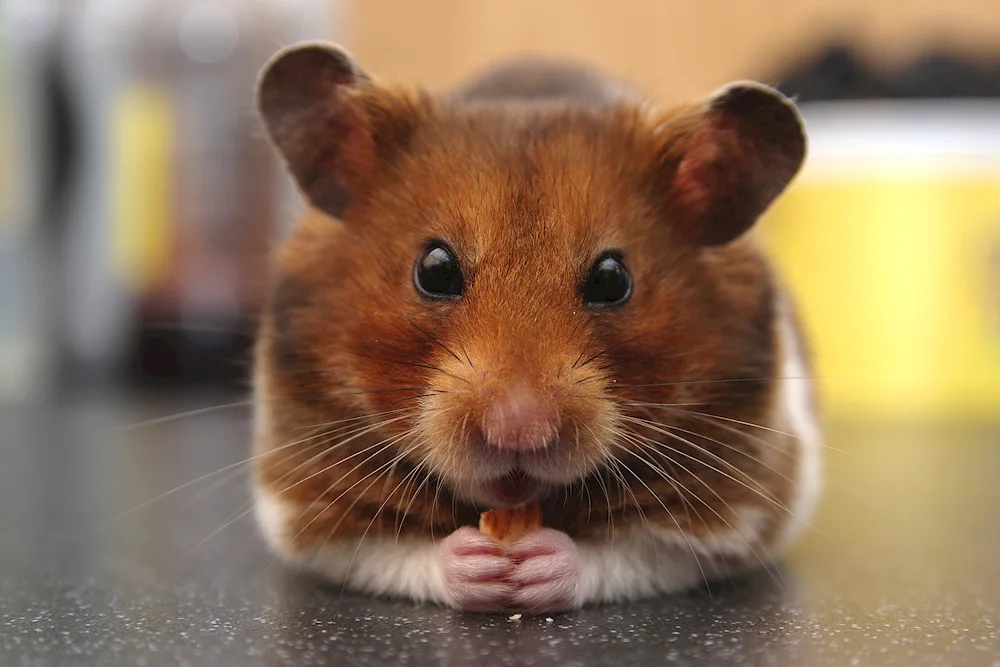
top-left (441, 527), bottom-right (515, 612)
top-left (506, 528), bottom-right (580, 613)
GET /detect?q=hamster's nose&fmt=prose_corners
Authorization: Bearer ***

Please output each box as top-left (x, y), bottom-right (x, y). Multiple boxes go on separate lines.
top-left (481, 386), bottom-right (559, 451)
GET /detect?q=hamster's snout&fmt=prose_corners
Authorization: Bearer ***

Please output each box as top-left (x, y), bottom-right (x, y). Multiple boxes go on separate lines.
top-left (416, 340), bottom-right (615, 508)
top-left (481, 385), bottom-right (560, 452)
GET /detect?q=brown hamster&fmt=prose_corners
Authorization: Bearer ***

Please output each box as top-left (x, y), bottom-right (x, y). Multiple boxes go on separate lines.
top-left (251, 42), bottom-right (821, 613)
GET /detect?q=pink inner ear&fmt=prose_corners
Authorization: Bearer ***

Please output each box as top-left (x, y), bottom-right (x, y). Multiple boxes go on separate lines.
top-left (671, 135), bottom-right (723, 220)
top-left (669, 124), bottom-right (748, 222)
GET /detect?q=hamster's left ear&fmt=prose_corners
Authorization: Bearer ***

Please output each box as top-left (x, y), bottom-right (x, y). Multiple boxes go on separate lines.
top-left (655, 82), bottom-right (806, 246)
top-left (256, 42), bottom-right (420, 219)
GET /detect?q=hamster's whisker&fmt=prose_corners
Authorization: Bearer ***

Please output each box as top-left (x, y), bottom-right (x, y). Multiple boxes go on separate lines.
top-left (612, 440), bottom-right (714, 562)
top-left (195, 430), bottom-right (415, 556)
top-left (274, 426), bottom-right (403, 471)
top-left (263, 442), bottom-right (425, 587)
top-left (613, 432), bottom-right (784, 588)
top-left (324, 387), bottom-right (442, 399)
top-left (385, 390), bottom-right (470, 408)
top-left (179, 455), bottom-right (256, 511)
top-left (457, 414), bottom-right (470, 454)
top-left (638, 412), bottom-right (836, 545)
top-left (281, 415), bottom-right (418, 471)
top-left (241, 434), bottom-right (418, 543)
top-left (610, 428), bottom-right (698, 530)
top-left (352, 352), bottom-right (470, 385)
top-left (576, 473), bottom-right (593, 519)
top-left (583, 474), bottom-right (594, 520)
top-left (606, 375), bottom-right (818, 390)
top-left (621, 416), bottom-right (783, 507)
top-left (428, 423), bottom-right (461, 527)
top-left (586, 462), bottom-right (616, 541)
top-left (616, 401), bottom-right (705, 410)
top-left (395, 452), bottom-right (435, 545)
top-left (624, 403), bottom-right (802, 462)
top-left (342, 443), bottom-right (432, 589)
top-left (302, 409), bottom-right (423, 451)
top-left (118, 399), bottom-right (252, 432)
top-left (447, 425), bottom-right (464, 527)
top-left (592, 358), bottom-right (633, 374)
top-left (620, 419), bottom-right (790, 515)
top-left (607, 455), bottom-right (661, 562)
top-left (429, 473), bottom-right (446, 536)
top-left (602, 455), bottom-right (678, 584)
top-left (606, 440), bottom-right (713, 585)
top-left (459, 342), bottom-right (475, 369)
top-left (573, 333), bottom-right (649, 371)
top-left (290, 407), bottom-right (417, 434)
top-left (261, 417), bottom-right (414, 494)
top-left (209, 415), bottom-right (426, 556)
top-left (583, 425), bottom-right (619, 540)
top-left (409, 322), bottom-right (466, 366)
top-left (322, 439), bottom-right (424, 548)
top-left (641, 405), bottom-right (803, 441)
top-left (626, 412), bottom-right (799, 489)
top-left (108, 421), bottom-right (343, 523)
top-left (679, 410), bottom-right (796, 455)
top-left (618, 428), bottom-right (783, 576)
top-left (665, 407), bottom-right (854, 457)
top-left (272, 430), bottom-right (423, 559)
top-left (375, 434), bottom-right (430, 506)
top-left (276, 420), bottom-right (414, 498)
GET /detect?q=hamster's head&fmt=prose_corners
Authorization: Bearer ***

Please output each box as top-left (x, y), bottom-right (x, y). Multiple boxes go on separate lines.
top-left (256, 44), bottom-right (805, 511)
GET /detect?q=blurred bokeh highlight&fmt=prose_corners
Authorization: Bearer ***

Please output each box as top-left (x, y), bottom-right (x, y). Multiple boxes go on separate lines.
top-left (2, 0), bottom-right (999, 423)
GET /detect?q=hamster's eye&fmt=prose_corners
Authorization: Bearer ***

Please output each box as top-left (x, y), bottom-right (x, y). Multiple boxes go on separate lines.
top-left (583, 252), bottom-right (632, 307)
top-left (414, 241), bottom-right (464, 300)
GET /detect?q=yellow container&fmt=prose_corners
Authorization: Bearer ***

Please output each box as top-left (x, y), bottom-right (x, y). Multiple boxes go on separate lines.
top-left (761, 102), bottom-right (1000, 422)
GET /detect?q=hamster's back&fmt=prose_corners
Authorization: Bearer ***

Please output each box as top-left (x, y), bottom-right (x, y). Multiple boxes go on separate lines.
top-left (452, 57), bottom-right (636, 107)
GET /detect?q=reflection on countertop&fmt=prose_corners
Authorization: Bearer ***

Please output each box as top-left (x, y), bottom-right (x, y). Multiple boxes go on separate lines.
top-left (0, 393), bottom-right (998, 666)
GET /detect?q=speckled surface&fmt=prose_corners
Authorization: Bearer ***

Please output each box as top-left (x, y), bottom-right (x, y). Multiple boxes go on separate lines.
top-left (1, 396), bottom-right (998, 666)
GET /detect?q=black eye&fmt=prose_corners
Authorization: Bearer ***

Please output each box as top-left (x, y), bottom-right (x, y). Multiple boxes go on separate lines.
top-left (583, 252), bottom-right (632, 307)
top-left (414, 241), bottom-right (464, 300)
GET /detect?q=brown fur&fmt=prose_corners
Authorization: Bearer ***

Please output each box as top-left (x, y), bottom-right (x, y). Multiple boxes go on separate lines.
top-left (253, 49), bottom-right (805, 565)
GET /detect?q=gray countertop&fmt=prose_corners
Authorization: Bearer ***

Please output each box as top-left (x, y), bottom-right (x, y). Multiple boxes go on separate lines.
top-left (1, 395), bottom-right (998, 666)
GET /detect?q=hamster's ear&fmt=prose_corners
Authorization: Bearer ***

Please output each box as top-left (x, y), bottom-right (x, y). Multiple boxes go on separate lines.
top-left (655, 82), bottom-right (805, 246)
top-left (257, 42), bottom-right (417, 219)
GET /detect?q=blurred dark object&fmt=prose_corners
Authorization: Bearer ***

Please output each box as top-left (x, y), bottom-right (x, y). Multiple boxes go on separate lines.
top-left (773, 44), bottom-right (884, 101)
top-left (774, 43), bottom-right (1000, 101)
top-left (0, 0), bottom-right (64, 403)
top-left (46, 0), bottom-right (334, 394)
top-left (889, 53), bottom-right (1000, 99)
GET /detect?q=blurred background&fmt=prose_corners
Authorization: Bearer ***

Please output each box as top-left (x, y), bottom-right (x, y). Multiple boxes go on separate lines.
top-left (2, 0), bottom-right (999, 423)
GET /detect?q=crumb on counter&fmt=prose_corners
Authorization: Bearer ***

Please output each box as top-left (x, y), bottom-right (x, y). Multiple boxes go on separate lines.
top-left (508, 613), bottom-right (522, 621)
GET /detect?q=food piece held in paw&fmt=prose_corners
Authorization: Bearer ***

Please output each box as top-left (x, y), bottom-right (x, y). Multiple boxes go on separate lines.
top-left (479, 503), bottom-right (543, 546)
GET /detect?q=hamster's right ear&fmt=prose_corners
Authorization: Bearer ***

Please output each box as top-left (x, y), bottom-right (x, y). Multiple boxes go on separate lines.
top-left (653, 82), bottom-right (806, 247)
top-left (257, 42), bottom-right (418, 219)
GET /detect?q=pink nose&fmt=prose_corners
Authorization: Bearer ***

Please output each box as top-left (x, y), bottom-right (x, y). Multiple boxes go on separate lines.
top-left (481, 386), bottom-right (559, 451)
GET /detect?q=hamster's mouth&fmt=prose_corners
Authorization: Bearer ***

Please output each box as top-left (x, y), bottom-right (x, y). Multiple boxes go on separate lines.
top-left (482, 470), bottom-right (543, 508)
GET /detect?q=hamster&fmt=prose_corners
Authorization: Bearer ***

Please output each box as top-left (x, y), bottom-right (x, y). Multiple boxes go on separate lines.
top-left (251, 41), bottom-right (822, 613)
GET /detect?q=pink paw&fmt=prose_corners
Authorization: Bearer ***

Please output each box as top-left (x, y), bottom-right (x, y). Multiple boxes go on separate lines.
top-left (441, 527), bottom-right (515, 612)
top-left (441, 526), bottom-right (580, 614)
top-left (506, 528), bottom-right (580, 613)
